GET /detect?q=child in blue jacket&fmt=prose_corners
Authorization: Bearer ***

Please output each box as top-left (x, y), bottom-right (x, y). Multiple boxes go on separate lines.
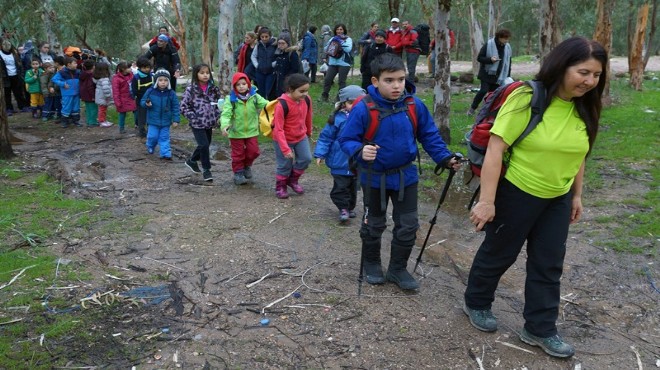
top-left (50, 56), bottom-right (81, 127)
top-left (140, 69), bottom-right (180, 160)
top-left (338, 53), bottom-right (462, 291)
top-left (314, 85), bottom-right (365, 222)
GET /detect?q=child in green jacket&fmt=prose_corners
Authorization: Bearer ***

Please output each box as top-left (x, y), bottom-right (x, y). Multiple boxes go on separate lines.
top-left (220, 72), bottom-right (269, 185)
top-left (25, 58), bottom-right (44, 119)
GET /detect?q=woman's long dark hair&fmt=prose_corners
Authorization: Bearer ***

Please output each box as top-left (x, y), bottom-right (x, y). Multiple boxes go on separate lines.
top-left (536, 37), bottom-right (608, 152)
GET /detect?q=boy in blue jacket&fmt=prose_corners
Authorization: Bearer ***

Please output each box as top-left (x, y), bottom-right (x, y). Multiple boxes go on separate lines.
top-left (338, 53), bottom-right (462, 291)
top-left (314, 85), bottom-right (366, 222)
top-left (140, 69), bottom-right (180, 160)
top-left (51, 56), bottom-right (81, 128)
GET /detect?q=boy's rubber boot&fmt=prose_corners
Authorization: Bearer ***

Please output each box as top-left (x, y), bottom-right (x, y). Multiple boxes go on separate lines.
top-left (287, 169), bottom-right (305, 194)
top-left (360, 230), bottom-right (385, 284)
top-left (386, 243), bottom-right (419, 290)
top-left (275, 175), bottom-right (289, 199)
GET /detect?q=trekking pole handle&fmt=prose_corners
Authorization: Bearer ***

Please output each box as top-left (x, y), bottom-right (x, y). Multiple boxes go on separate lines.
top-left (434, 152), bottom-right (467, 175)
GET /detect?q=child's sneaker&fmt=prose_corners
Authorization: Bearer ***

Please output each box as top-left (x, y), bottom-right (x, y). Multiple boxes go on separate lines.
top-left (203, 170), bottom-right (213, 182)
top-left (243, 166), bottom-right (253, 179)
top-left (339, 209), bottom-right (349, 222)
top-left (348, 209), bottom-right (357, 218)
top-left (100, 121), bottom-right (113, 127)
top-left (234, 172), bottom-right (248, 185)
top-left (146, 147), bottom-right (154, 154)
top-left (185, 160), bottom-right (201, 173)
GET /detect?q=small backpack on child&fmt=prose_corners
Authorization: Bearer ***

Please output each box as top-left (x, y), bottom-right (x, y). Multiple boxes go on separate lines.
top-left (465, 80), bottom-right (547, 208)
top-left (259, 96), bottom-right (312, 138)
top-left (325, 38), bottom-right (345, 59)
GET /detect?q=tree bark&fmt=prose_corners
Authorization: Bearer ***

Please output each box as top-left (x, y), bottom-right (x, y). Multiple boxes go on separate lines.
top-left (217, 0), bottom-right (238, 95)
top-left (643, 0), bottom-right (658, 69)
top-left (389, 0), bottom-right (401, 18)
top-left (488, 0), bottom-right (496, 38)
top-left (433, 0), bottom-right (452, 144)
top-left (0, 72), bottom-right (15, 159)
top-left (469, 5), bottom-right (484, 76)
top-left (630, 3), bottom-right (650, 90)
top-left (201, 0), bottom-right (210, 66)
top-left (593, 0), bottom-right (616, 103)
top-left (539, 0), bottom-right (562, 61)
top-left (171, 0), bottom-right (190, 75)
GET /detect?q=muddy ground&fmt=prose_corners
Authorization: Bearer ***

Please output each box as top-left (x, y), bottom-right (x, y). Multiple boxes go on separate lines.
top-left (3, 58), bottom-right (659, 369)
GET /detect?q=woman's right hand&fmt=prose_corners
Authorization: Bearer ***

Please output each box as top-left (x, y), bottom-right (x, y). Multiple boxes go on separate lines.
top-left (470, 201), bottom-right (495, 231)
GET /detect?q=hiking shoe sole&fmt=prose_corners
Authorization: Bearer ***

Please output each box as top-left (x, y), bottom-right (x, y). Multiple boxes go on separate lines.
top-left (185, 160), bottom-right (201, 173)
top-left (463, 303), bottom-right (498, 332)
top-left (519, 328), bottom-right (575, 358)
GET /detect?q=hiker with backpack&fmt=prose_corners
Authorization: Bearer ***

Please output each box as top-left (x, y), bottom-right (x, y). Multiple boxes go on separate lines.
top-left (401, 20), bottom-right (421, 82)
top-left (300, 26), bottom-right (318, 83)
top-left (462, 37), bottom-right (608, 359)
top-left (314, 85), bottom-right (366, 222)
top-left (385, 18), bottom-right (404, 57)
top-left (359, 29), bottom-right (392, 89)
top-left (319, 24), bottom-right (353, 103)
top-left (143, 34), bottom-right (181, 92)
top-left (338, 53), bottom-right (463, 291)
top-left (357, 22), bottom-right (379, 51)
top-left (467, 29), bottom-right (512, 116)
top-left (272, 74), bottom-right (313, 199)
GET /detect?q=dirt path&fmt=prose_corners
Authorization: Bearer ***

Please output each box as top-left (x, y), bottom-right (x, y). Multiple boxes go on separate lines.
top-left (6, 78), bottom-right (658, 368)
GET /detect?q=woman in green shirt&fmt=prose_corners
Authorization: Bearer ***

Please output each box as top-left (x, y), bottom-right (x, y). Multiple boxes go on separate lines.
top-left (462, 37), bottom-right (607, 359)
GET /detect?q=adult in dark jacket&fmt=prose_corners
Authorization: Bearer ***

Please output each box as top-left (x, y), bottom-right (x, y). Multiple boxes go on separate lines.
top-left (272, 33), bottom-right (301, 99)
top-left (1, 38), bottom-right (29, 114)
top-left (300, 26), bottom-right (318, 83)
top-left (359, 29), bottom-right (392, 89)
top-left (144, 34), bottom-right (181, 91)
top-left (250, 27), bottom-right (277, 99)
top-left (468, 29), bottom-right (512, 115)
top-left (22, 41), bottom-right (55, 71)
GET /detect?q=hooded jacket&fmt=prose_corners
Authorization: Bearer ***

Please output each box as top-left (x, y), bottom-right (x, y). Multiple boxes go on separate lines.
top-left (301, 31), bottom-right (318, 64)
top-left (338, 83), bottom-right (452, 190)
top-left (220, 72), bottom-right (268, 138)
top-left (180, 76), bottom-right (223, 130)
top-left (24, 68), bottom-right (43, 94)
top-left (140, 82), bottom-right (180, 127)
top-left (51, 67), bottom-right (80, 97)
top-left (94, 77), bottom-right (113, 105)
top-left (272, 92), bottom-right (312, 156)
top-left (79, 69), bottom-right (96, 102)
top-left (112, 71), bottom-right (137, 113)
top-left (314, 110), bottom-right (353, 176)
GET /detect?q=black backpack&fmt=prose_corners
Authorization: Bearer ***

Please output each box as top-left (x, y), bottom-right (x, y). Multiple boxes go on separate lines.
top-left (415, 24), bottom-right (431, 55)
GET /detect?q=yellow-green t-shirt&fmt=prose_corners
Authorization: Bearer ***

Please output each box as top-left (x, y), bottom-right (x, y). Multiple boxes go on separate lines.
top-left (490, 86), bottom-right (589, 198)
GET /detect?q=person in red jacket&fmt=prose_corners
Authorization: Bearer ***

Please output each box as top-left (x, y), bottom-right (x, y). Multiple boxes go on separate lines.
top-left (112, 62), bottom-right (137, 134)
top-left (385, 18), bottom-right (404, 56)
top-left (401, 20), bottom-right (421, 82)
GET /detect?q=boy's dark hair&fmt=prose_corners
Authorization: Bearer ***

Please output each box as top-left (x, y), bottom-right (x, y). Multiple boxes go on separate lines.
top-left (308, 26), bottom-right (317, 33)
top-left (115, 61), bottom-right (129, 74)
top-left (284, 73), bottom-right (310, 91)
top-left (370, 53), bottom-right (405, 78)
top-left (495, 29), bottom-right (511, 39)
top-left (82, 59), bottom-right (94, 70)
top-left (191, 63), bottom-right (213, 85)
top-left (333, 23), bottom-right (348, 35)
top-left (93, 62), bottom-right (111, 79)
top-left (54, 55), bottom-right (65, 66)
top-left (31, 56), bottom-right (41, 64)
top-left (258, 27), bottom-right (272, 37)
top-left (136, 56), bottom-right (152, 69)
top-left (63, 56), bottom-right (76, 65)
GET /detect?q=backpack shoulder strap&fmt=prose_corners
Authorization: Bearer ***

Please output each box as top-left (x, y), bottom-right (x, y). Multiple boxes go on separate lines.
top-left (403, 96), bottom-right (418, 137)
top-left (362, 95), bottom-right (380, 143)
top-left (510, 80), bottom-right (547, 147)
top-left (278, 98), bottom-right (289, 117)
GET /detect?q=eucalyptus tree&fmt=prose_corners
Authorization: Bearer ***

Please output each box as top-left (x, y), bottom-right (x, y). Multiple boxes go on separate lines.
top-left (433, 0), bottom-right (453, 144)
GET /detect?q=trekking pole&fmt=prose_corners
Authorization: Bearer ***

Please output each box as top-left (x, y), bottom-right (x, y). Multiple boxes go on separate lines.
top-left (413, 154), bottom-right (465, 274)
top-left (358, 145), bottom-right (375, 297)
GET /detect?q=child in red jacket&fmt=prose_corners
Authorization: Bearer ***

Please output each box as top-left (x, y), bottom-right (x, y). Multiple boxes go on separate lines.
top-left (112, 62), bottom-right (137, 134)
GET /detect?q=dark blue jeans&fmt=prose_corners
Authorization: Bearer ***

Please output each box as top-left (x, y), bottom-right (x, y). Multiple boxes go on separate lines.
top-left (190, 127), bottom-right (213, 170)
top-left (464, 178), bottom-right (572, 338)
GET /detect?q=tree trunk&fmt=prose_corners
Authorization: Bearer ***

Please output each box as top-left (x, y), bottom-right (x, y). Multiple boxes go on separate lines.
top-left (217, 0), bottom-right (238, 95)
top-left (539, 0), bottom-right (562, 61)
top-left (643, 0), bottom-right (658, 69)
top-left (593, 0), bottom-right (616, 103)
top-left (630, 3), bottom-right (650, 90)
top-left (627, 0), bottom-right (635, 70)
top-left (201, 0), bottom-right (210, 66)
top-left (488, 0), bottom-right (496, 38)
top-left (0, 72), bottom-right (15, 159)
top-left (469, 5), bottom-right (484, 76)
top-left (171, 0), bottom-right (190, 75)
top-left (280, 2), bottom-right (290, 32)
top-left (433, 0), bottom-right (452, 144)
top-left (389, 0), bottom-right (401, 18)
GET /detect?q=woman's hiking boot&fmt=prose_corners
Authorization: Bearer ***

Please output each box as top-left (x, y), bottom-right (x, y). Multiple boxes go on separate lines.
top-left (287, 169), bottom-right (305, 194)
top-left (519, 328), bottom-right (575, 358)
top-left (275, 175), bottom-right (289, 199)
top-left (385, 244), bottom-right (419, 290)
top-left (463, 303), bottom-right (498, 332)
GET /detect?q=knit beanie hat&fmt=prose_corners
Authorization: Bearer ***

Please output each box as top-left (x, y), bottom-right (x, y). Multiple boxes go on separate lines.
top-left (338, 85), bottom-right (366, 103)
top-left (277, 31), bottom-right (291, 46)
top-left (375, 29), bottom-right (387, 38)
top-left (153, 69), bottom-right (171, 89)
top-left (158, 34), bottom-right (170, 42)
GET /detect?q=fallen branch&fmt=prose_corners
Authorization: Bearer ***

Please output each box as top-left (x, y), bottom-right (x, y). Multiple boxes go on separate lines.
top-left (495, 340), bottom-right (535, 354)
top-left (262, 284), bottom-right (303, 314)
top-left (0, 265), bottom-right (36, 290)
top-left (246, 272), bottom-right (271, 288)
top-left (269, 212), bottom-right (288, 224)
top-left (0, 318), bottom-right (23, 326)
top-left (143, 256), bottom-right (185, 271)
top-left (630, 346), bottom-right (643, 370)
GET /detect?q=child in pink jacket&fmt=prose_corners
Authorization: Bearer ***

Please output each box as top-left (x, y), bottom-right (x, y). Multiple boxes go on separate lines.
top-left (112, 62), bottom-right (137, 134)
